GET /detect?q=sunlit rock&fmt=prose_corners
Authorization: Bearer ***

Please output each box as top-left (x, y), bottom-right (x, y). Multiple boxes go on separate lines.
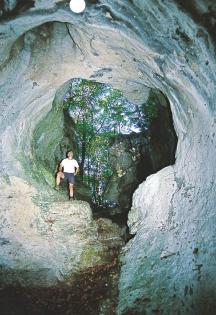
top-left (0, 0), bottom-right (215, 314)
top-left (0, 176), bottom-right (124, 287)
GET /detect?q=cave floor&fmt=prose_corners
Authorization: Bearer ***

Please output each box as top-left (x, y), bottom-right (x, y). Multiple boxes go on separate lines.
top-left (0, 251), bottom-right (120, 315)
top-left (0, 180), bottom-right (126, 315)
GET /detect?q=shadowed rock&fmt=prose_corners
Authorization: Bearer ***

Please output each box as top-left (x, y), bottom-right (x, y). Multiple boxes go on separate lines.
top-left (0, 1), bottom-right (216, 314)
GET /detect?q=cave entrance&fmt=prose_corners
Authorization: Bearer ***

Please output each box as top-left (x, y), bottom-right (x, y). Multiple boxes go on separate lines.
top-left (33, 78), bottom-right (177, 226)
top-left (49, 78), bottom-right (177, 224)
top-left (17, 78), bottom-right (178, 314)
top-left (62, 78), bottom-right (146, 206)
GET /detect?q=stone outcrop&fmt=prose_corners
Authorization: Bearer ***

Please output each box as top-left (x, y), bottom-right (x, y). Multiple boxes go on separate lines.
top-left (0, 0), bottom-right (216, 314)
top-left (103, 133), bottom-right (146, 213)
top-left (103, 89), bottom-right (177, 215)
top-left (0, 177), bottom-right (124, 288)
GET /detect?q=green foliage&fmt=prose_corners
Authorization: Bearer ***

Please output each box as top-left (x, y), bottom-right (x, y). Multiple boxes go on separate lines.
top-left (63, 79), bottom-right (159, 204)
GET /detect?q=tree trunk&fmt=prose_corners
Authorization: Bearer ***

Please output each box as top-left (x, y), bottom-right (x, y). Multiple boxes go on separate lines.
top-left (80, 137), bottom-right (86, 179)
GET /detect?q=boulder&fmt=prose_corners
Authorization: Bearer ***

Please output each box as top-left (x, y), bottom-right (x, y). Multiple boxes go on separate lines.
top-left (0, 176), bottom-right (123, 287)
top-left (0, 0), bottom-right (215, 314)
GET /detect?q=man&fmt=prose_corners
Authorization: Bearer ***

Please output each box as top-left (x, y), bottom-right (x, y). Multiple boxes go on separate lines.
top-left (55, 151), bottom-right (79, 200)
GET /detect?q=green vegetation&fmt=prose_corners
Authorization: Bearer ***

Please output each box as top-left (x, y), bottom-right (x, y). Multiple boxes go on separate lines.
top-left (63, 79), bottom-right (159, 204)
top-left (30, 78), bottom-right (160, 205)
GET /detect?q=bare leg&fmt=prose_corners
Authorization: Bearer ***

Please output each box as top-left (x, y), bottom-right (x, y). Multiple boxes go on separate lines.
top-left (55, 171), bottom-right (64, 189)
top-left (69, 183), bottom-right (74, 198)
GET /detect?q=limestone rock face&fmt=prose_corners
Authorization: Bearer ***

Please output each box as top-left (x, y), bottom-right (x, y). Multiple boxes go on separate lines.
top-left (103, 133), bottom-right (145, 212)
top-left (0, 0), bottom-right (216, 314)
top-left (0, 176), bottom-right (124, 287)
top-left (103, 89), bottom-right (177, 215)
top-left (0, 177), bottom-right (123, 287)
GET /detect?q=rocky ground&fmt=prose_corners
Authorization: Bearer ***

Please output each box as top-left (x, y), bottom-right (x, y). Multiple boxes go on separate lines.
top-left (0, 0), bottom-right (216, 314)
top-left (0, 176), bottom-right (125, 315)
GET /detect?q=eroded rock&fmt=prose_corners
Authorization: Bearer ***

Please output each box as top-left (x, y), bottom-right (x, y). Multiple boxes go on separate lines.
top-left (0, 0), bottom-right (216, 314)
top-left (0, 176), bottom-right (124, 288)
top-left (104, 90), bottom-right (177, 216)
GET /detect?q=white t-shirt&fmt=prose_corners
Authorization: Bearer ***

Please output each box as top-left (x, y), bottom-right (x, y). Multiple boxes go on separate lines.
top-left (61, 158), bottom-right (79, 173)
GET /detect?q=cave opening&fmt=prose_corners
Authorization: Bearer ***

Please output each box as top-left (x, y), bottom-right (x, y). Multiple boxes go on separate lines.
top-left (4, 78), bottom-right (178, 315)
top-left (33, 78), bottom-right (177, 228)
top-left (1, 0), bottom-right (215, 313)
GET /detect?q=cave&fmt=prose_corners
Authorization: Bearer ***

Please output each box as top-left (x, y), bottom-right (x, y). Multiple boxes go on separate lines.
top-left (0, 1), bottom-right (216, 315)
top-left (32, 77), bottom-right (177, 222)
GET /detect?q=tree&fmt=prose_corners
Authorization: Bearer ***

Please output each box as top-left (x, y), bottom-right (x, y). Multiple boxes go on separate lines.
top-left (63, 79), bottom-right (159, 204)
top-left (64, 80), bottom-right (126, 178)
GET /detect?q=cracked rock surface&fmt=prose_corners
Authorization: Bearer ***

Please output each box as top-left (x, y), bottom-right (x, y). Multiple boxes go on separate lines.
top-left (0, 177), bottom-right (124, 287)
top-left (0, 0), bottom-right (216, 314)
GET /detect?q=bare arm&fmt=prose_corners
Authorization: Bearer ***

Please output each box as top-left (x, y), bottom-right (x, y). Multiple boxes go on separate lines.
top-left (75, 166), bottom-right (79, 175)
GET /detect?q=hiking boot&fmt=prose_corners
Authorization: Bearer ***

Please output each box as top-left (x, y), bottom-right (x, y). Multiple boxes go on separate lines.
top-left (69, 195), bottom-right (75, 201)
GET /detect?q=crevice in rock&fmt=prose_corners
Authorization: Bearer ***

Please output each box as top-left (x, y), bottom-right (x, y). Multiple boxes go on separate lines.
top-left (0, 0), bottom-right (215, 314)
top-left (65, 23), bottom-right (85, 59)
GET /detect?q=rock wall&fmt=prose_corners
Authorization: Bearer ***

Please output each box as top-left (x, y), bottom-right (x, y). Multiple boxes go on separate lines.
top-left (0, 177), bottom-right (124, 287)
top-left (0, 0), bottom-right (216, 314)
top-left (103, 89), bottom-right (177, 215)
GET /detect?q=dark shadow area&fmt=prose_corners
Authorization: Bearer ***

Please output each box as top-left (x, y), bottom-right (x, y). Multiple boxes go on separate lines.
top-left (175, 0), bottom-right (216, 46)
top-left (0, 0), bottom-right (35, 20)
top-left (0, 246), bottom-right (120, 315)
top-left (138, 91), bottom-right (177, 176)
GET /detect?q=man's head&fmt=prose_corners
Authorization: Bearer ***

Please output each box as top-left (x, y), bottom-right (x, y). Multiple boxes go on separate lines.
top-left (67, 151), bottom-right (73, 159)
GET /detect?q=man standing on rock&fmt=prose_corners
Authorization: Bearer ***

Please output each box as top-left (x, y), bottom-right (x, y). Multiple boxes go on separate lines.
top-left (55, 151), bottom-right (79, 200)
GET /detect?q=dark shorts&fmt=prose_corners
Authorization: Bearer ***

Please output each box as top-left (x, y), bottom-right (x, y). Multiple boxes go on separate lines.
top-left (63, 172), bottom-right (75, 184)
